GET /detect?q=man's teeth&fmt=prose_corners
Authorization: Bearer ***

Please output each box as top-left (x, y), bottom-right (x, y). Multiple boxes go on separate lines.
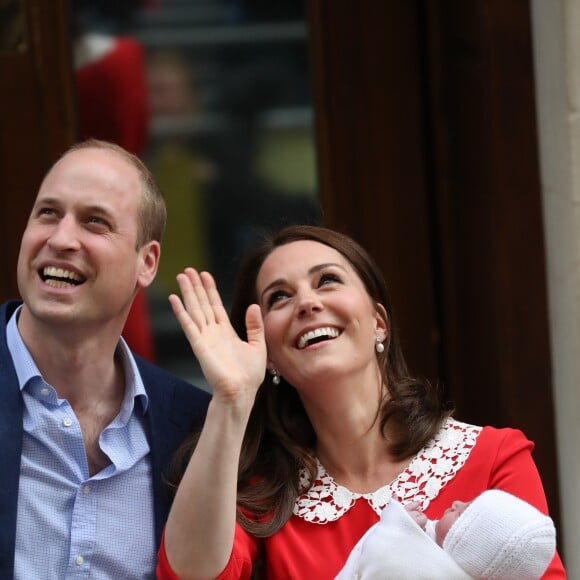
top-left (45, 279), bottom-right (76, 288)
top-left (43, 266), bottom-right (84, 286)
top-left (297, 327), bottom-right (340, 349)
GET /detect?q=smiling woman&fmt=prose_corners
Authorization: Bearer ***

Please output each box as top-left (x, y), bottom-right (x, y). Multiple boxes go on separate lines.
top-left (157, 224), bottom-right (565, 580)
top-left (252, 238), bottom-right (388, 398)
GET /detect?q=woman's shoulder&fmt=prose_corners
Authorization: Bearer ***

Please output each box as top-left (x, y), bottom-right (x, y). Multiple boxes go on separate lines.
top-left (436, 418), bottom-right (535, 468)
top-left (422, 419), bottom-right (539, 513)
top-left (442, 419), bottom-right (537, 492)
top-left (442, 417), bottom-right (533, 448)
top-left (473, 421), bottom-right (534, 453)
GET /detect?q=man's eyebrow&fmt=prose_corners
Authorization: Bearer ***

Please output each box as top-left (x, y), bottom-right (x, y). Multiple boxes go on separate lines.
top-left (83, 204), bottom-right (115, 218)
top-left (259, 262), bottom-right (347, 303)
top-left (34, 197), bottom-right (115, 217)
top-left (33, 195), bottom-right (59, 207)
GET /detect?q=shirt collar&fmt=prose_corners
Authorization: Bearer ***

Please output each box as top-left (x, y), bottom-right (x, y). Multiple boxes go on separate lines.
top-left (116, 335), bottom-right (149, 415)
top-left (6, 305), bottom-right (149, 413)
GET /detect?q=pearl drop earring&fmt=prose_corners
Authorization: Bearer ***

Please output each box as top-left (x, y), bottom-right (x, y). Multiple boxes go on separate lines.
top-left (375, 337), bottom-right (385, 353)
top-left (269, 367), bottom-right (281, 385)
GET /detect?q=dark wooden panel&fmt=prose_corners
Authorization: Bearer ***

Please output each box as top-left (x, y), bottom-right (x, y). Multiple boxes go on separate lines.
top-left (425, 0), bottom-right (561, 535)
top-left (0, 0), bottom-right (76, 303)
top-left (308, 0), bottom-right (440, 381)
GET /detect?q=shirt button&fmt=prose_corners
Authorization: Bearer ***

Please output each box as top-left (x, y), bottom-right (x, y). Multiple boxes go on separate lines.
top-left (63, 417), bottom-right (73, 427)
top-left (83, 485), bottom-right (91, 495)
top-left (40, 388), bottom-right (50, 396)
top-left (75, 555), bottom-right (84, 566)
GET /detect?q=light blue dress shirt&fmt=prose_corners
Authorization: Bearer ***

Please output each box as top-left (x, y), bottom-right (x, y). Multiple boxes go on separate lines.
top-left (8, 308), bottom-right (157, 579)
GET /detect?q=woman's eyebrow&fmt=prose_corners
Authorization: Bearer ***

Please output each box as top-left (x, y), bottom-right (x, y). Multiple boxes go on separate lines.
top-left (259, 262), bottom-right (347, 303)
top-left (308, 262), bottom-right (346, 275)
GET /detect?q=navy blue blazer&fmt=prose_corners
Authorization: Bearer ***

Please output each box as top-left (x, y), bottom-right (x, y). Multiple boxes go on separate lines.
top-left (0, 300), bottom-right (211, 578)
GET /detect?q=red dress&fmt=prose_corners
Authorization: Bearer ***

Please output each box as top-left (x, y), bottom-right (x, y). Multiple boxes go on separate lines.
top-left (156, 419), bottom-right (566, 579)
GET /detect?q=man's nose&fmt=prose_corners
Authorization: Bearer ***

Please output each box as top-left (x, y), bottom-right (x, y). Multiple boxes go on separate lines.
top-left (47, 216), bottom-right (82, 251)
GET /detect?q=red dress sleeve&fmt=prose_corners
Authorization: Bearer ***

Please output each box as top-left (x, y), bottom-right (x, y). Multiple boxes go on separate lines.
top-left (214, 523), bottom-right (260, 580)
top-left (156, 531), bottom-right (179, 580)
top-left (156, 523), bottom-right (259, 580)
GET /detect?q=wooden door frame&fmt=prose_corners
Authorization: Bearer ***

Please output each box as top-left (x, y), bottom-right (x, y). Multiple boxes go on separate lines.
top-left (0, 0), bottom-right (76, 304)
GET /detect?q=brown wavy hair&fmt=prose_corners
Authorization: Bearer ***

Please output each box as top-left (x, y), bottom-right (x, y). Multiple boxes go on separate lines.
top-left (169, 225), bottom-right (450, 537)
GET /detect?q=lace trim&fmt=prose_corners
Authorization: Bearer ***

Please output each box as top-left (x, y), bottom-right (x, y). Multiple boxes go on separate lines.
top-left (293, 418), bottom-right (482, 524)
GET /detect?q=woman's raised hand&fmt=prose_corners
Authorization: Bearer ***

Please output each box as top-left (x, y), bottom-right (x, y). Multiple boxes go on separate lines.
top-left (169, 268), bottom-right (267, 401)
top-left (165, 269), bottom-right (265, 577)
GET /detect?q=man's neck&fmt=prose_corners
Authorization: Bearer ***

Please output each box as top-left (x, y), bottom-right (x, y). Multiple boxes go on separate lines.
top-left (17, 307), bottom-right (126, 404)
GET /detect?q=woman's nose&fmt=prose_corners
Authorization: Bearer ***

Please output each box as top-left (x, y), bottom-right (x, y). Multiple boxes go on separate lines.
top-left (297, 290), bottom-right (323, 316)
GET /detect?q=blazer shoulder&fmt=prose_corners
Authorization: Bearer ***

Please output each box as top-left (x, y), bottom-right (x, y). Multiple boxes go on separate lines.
top-left (135, 356), bottom-right (211, 412)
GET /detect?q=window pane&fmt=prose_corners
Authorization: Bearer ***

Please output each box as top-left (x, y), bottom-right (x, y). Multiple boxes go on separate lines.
top-left (71, 0), bottom-right (320, 385)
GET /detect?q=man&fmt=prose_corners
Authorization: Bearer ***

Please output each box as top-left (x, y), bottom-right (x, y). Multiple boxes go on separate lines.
top-left (0, 139), bottom-right (210, 578)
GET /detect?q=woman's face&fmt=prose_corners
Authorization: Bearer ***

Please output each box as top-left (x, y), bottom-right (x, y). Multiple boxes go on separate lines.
top-left (256, 240), bottom-right (387, 391)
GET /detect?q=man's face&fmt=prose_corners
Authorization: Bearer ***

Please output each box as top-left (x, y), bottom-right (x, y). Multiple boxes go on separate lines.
top-left (17, 147), bottom-right (159, 335)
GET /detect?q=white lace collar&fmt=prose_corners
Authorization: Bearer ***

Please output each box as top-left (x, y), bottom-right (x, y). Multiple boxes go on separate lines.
top-left (293, 418), bottom-right (482, 524)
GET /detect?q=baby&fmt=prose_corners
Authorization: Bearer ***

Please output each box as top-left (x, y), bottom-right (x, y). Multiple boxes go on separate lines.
top-left (335, 489), bottom-right (556, 579)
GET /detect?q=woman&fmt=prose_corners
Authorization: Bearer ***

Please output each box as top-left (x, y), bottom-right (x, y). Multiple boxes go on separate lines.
top-left (157, 225), bottom-right (564, 579)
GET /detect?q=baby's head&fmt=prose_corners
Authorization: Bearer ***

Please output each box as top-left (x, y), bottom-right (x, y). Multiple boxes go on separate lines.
top-left (434, 498), bottom-right (471, 546)
top-left (439, 490), bottom-right (556, 579)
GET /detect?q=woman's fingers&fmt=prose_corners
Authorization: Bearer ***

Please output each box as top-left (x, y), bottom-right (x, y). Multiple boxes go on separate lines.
top-left (168, 292), bottom-right (200, 343)
top-left (199, 271), bottom-right (230, 324)
top-left (173, 268), bottom-right (223, 329)
top-left (169, 268), bottom-right (267, 397)
top-left (169, 268), bottom-right (244, 356)
top-left (245, 304), bottom-right (264, 348)
top-left (183, 268), bottom-right (215, 326)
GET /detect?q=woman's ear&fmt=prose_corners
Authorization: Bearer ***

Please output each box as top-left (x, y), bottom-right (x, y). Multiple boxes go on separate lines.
top-left (374, 303), bottom-right (389, 341)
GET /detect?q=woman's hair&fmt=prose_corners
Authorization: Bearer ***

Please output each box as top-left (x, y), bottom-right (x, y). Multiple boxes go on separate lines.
top-left (169, 225), bottom-right (450, 536)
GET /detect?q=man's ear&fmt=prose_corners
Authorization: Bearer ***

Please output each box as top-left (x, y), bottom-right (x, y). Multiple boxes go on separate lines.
top-left (375, 302), bottom-right (389, 341)
top-left (137, 240), bottom-right (161, 289)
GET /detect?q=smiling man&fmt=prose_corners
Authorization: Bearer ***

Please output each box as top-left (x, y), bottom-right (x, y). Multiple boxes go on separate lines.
top-left (0, 139), bottom-right (210, 579)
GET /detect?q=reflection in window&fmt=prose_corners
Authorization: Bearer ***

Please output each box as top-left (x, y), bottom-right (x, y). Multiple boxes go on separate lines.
top-left (71, 0), bottom-right (320, 384)
top-left (0, 0), bottom-right (26, 53)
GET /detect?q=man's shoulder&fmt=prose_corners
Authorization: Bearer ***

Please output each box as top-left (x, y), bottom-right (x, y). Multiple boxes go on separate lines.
top-left (0, 301), bottom-right (21, 367)
top-left (0, 300), bottom-right (21, 326)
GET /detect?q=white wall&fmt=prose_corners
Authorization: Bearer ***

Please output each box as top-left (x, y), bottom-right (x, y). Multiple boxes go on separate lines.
top-left (531, 0), bottom-right (580, 575)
